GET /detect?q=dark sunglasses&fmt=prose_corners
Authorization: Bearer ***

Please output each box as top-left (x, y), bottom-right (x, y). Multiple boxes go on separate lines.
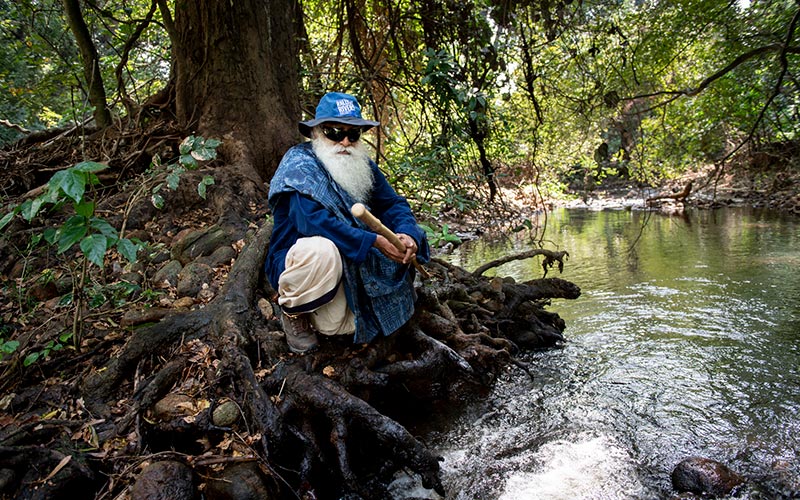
top-left (321, 126), bottom-right (362, 143)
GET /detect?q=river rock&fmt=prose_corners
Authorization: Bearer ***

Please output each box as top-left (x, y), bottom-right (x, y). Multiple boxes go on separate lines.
top-left (204, 462), bottom-right (278, 500)
top-left (130, 461), bottom-right (194, 500)
top-left (176, 261), bottom-right (213, 297)
top-left (672, 457), bottom-right (744, 497)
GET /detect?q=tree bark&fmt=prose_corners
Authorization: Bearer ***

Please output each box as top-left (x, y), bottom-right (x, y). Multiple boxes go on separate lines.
top-left (172, 0), bottom-right (302, 181)
top-left (61, 0), bottom-right (111, 128)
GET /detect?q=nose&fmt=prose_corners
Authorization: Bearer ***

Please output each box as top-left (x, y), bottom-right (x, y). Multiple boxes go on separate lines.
top-left (340, 136), bottom-right (352, 147)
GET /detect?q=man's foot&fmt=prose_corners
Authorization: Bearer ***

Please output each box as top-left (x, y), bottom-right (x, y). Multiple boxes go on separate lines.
top-left (281, 311), bottom-right (319, 354)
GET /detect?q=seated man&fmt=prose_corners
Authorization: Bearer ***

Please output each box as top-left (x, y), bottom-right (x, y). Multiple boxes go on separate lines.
top-left (265, 92), bottom-right (430, 354)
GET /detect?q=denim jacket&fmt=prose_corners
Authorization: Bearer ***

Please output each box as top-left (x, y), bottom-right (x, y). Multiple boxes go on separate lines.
top-left (265, 143), bottom-right (430, 343)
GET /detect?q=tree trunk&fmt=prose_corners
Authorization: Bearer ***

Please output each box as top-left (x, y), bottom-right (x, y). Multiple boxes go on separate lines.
top-left (172, 0), bottom-right (302, 181)
top-left (61, 0), bottom-right (111, 128)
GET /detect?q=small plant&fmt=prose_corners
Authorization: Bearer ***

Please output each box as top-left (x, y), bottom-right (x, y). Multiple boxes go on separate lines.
top-left (23, 331), bottom-right (72, 366)
top-left (150, 135), bottom-right (219, 209)
top-left (420, 223), bottom-right (462, 248)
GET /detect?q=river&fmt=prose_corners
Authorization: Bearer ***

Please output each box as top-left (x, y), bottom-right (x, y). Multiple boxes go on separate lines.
top-left (431, 207), bottom-right (800, 499)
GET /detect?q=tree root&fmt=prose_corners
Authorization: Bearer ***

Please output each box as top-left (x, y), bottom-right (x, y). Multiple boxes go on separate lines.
top-left (0, 219), bottom-right (580, 500)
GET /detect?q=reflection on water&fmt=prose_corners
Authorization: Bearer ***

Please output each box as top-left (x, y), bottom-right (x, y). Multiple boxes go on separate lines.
top-left (434, 208), bottom-right (800, 499)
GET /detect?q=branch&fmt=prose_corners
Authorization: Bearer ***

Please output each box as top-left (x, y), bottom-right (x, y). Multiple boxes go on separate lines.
top-left (472, 249), bottom-right (569, 278)
top-left (624, 43), bottom-right (800, 114)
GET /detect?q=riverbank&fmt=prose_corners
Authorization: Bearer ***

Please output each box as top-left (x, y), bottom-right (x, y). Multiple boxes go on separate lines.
top-left (557, 163), bottom-right (800, 215)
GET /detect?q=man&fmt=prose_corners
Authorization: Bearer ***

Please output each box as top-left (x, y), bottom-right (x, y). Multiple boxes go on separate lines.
top-left (265, 92), bottom-right (430, 354)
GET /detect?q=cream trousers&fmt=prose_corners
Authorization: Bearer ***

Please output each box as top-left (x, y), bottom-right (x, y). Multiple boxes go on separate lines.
top-left (277, 236), bottom-right (355, 336)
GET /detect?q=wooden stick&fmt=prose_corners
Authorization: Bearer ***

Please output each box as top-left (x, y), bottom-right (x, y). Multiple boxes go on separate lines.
top-left (351, 203), bottom-right (431, 279)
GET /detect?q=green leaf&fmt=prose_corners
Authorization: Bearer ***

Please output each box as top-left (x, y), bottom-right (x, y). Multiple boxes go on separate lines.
top-left (204, 138), bottom-right (222, 148)
top-left (151, 193), bottom-right (165, 209)
top-left (72, 161), bottom-right (107, 173)
top-left (179, 154), bottom-right (198, 169)
top-left (23, 352), bottom-right (40, 366)
top-left (58, 331), bottom-right (73, 343)
top-left (89, 217), bottom-right (118, 239)
top-left (57, 215), bottom-right (88, 253)
top-left (80, 234), bottom-right (109, 267)
top-left (21, 197), bottom-right (47, 222)
top-left (166, 170), bottom-right (181, 190)
top-left (0, 211), bottom-right (15, 231)
top-left (1, 340), bottom-right (19, 354)
top-left (50, 169), bottom-right (86, 203)
top-left (43, 227), bottom-right (57, 245)
top-left (197, 175), bottom-right (215, 199)
top-left (191, 147), bottom-right (217, 162)
top-left (74, 201), bottom-right (95, 217)
top-left (179, 136), bottom-right (196, 155)
top-left (116, 238), bottom-right (140, 263)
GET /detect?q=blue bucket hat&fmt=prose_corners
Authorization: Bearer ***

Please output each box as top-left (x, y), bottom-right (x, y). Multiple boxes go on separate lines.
top-left (299, 92), bottom-right (380, 138)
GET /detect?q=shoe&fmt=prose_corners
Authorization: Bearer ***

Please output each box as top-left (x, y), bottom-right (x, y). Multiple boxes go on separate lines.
top-left (280, 311), bottom-right (319, 354)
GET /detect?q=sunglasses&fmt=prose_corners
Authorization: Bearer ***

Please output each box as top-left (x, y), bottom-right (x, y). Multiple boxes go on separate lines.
top-left (321, 126), bottom-right (362, 143)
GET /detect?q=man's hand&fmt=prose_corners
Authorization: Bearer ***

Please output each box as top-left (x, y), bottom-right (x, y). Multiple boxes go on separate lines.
top-left (374, 233), bottom-right (418, 264)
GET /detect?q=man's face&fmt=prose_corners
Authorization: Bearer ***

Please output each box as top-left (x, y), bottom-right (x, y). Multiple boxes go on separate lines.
top-left (318, 123), bottom-right (364, 152)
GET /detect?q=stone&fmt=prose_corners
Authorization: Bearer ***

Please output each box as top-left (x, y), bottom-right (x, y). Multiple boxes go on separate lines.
top-left (153, 393), bottom-right (197, 421)
top-left (196, 245), bottom-right (237, 268)
top-left (130, 461), bottom-right (194, 500)
top-left (672, 457), bottom-right (745, 497)
top-left (176, 262), bottom-right (213, 297)
top-left (204, 463), bottom-right (277, 500)
top-left (171, 225), bottom-right (229, 265)
top-left (211, 400), bottom-right (239, 427)
top-left (153, 260), bottom-right (183, 289)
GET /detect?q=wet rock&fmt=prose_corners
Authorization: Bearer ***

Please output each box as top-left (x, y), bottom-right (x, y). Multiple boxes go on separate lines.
top-left (672, 457), bottom-right (744, 497)
top-left (204, 462), bottom-right (278, 500)
top-left (176, 261), bottom-right (213, 297)
top-left (130, 461), bottom-right (195, 500)
top-left (153, 259), bottom-right (183, 288)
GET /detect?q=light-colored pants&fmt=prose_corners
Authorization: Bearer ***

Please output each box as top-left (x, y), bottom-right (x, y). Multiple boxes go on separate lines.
top-left (277, 236), bottom-right (355, 336)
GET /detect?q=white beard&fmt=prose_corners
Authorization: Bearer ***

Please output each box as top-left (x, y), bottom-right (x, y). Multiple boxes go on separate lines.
top-left (312, 134), bottom-right (374, 203)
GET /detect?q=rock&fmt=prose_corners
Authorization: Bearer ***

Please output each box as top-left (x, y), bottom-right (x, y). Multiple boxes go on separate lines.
top-left (173, 296), bottom-right (195, 309)
top-left (153, 259), bottom-right (183, 288)
top-left (212, 400), bottom-right (240, 427)
top-left (121, 307), bottom-right (172, 326)
top-left (153, 393), bottom-right (197, 421)
top-left (204, 463), bottom-right (278, 500)
top-left (672, 457), bottom-right (745, 497)
top-left (196, 245), bottom-right (237, 268)
top-left (130, 461), bottom-right (194, 500)
top-left (176, 262), bottom-right (213, 297)
top-left (171, 225), bottom-right (229, 265)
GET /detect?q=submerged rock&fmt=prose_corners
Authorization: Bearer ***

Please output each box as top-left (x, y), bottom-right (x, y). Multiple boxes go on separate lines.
top-left (672, 457), bottom-right (744, 497)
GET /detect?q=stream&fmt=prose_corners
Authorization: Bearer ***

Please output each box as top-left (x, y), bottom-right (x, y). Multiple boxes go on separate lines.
top-left (431, 207), bottom-right (800, 499)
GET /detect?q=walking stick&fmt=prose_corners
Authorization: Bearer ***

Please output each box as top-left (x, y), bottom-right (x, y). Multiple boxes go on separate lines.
top-left (351, 203), bottom-right (431, 279)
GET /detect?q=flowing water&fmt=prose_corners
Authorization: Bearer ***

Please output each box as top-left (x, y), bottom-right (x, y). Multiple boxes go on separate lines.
top-left (431, 207), bottom-right (800, 500)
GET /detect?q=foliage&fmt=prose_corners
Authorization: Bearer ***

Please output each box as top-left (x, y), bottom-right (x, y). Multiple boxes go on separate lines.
top-left (420, 222), bottom-right (462, 248)
top-left (1, 0), bottom-right (799, 202)
top-left (150, 135), bottom-right (220, 209)
top-left (1, 161), bottom-right (141, 267)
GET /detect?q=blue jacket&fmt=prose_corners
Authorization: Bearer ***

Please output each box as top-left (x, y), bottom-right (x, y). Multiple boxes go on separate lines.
top-left (265, 143), bottom-right (430, 343)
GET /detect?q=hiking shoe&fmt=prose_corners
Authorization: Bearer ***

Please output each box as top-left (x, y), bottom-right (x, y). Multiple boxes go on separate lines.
top-left (281, 311), bottom-right (319, 354)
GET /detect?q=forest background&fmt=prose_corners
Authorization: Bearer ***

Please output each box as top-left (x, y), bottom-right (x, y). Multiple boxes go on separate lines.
top-left (0, 0), bottom-right (798, 499)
